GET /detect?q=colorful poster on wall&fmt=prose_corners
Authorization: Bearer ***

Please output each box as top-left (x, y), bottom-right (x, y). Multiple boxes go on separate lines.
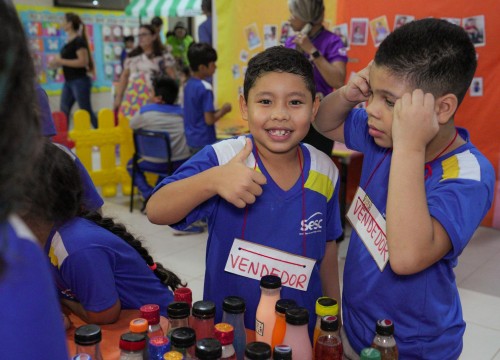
top-left (17, 5), bottom-right (140, 94)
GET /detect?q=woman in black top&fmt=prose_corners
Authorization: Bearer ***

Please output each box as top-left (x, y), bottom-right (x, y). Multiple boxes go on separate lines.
top-left (49, 13), bottom-right (98, 128)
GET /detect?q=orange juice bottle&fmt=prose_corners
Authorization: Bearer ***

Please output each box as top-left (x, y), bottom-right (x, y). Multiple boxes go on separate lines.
top-left (271, 299), bottom-right (297, 349)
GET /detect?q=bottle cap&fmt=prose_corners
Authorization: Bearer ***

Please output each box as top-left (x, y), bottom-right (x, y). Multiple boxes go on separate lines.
top-left (245, 342), bottom-right (272, 359)
top-left (275, 299), bottom-right (297, 314)
top-left (149, 335), bottom-right (170, 347)
top-left (129, 318), bottom-right (148, 333)
top-left (174, 287), bottom-right (193, 307)
top-left (72, 355), bottom-right (92, 360)
top-left (167, 301), bottom-right (191, 319)
top-left (273, 344), bottom-right (292, 359)
top-left (195, 338), bottom-right (222, 359)
top-left (320, 315), bottom-right (339, 332)
top-left (222, 296), bottom-right (246, 314)
top-left (119, 333), bottom-right (147, 351)
top-left (260, 275), bottom-right (281, 289)
top-left (192, 300), bottom-right (216, 319)
top-left (163, 350), bottom-right (185, 360)
top-left (315, 296), bottom-right (338, 316)
top-left (74, 324), bottom-right (102, 346)
top-left (170, 327), bottom-right (196, 348)
top-left (140, 304), bottom-right (160, 325)
top-left (285, 307), bottom-right (309, 326)
top-left (360, 348), bottom-right (382, 360)
top-left (375, 319), bottom-right (395, 336)
top-left (214, 323), bottom-right (234, 345)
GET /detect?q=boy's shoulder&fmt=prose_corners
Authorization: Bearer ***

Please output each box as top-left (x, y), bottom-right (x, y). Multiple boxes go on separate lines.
top-left (140, 103), bottom-right (183, 116)
top-left (186, 77), bottom-right (213, 91)
top-left (212, 136), bottom-right (255, 167)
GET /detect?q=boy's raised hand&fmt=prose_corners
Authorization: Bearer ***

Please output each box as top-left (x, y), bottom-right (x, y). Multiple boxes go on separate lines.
top-left (342, 61), bottom-right (372, 104)
top-left (216, 138), bottom-right (267, 208)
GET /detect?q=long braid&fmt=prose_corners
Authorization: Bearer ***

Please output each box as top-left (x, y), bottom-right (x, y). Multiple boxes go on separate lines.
top-left (81, 210), bottom-right (186, 292)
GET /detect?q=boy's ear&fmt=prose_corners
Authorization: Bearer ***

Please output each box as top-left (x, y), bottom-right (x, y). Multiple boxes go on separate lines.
top-left (435, 93), bottom-right (458, 124)
top-left (151, 95), bottom-right (163, 104)
top-left (311, 94), bottom-right (321, 119)
top-left (239, 94), bottom-right (249, 121)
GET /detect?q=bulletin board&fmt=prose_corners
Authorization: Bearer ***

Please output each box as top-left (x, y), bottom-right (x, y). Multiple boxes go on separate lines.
top-left (16, 5), bottom-right (140, 95)
top-left (214, 0), bottom-right (338, 132)
top-left (335, 0), bottom-right (500, 227)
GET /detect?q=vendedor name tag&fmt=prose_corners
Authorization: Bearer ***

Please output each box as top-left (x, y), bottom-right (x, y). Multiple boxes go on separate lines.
top-left (224, 239), bottom-right (315, 291)
top-left (347, 187), bottom-right (389, 271)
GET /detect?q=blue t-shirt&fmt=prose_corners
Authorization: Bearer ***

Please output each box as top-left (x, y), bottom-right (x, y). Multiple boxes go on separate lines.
top-left (183, 77), bottom-right (216, 148)
top-left (45, 217), bottom-right (174, 316)
top-left (342, 109), bottom-right (495, 358)
top-left (0, 216), bottom-right (68, 360)
top-left (153, 136), bottom-right (343, 336)
top-left (198, 17), bottom-right (213, 45)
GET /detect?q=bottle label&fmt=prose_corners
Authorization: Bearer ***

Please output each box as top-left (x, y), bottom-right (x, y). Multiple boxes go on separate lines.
top-left (255, 319), bottom-right (264, 337)
top-left (224, 238), bottom-right (315, 291)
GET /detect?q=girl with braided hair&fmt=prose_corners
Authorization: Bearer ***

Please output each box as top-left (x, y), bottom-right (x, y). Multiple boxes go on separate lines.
top-left (22, 140), bottom-right (185, 325)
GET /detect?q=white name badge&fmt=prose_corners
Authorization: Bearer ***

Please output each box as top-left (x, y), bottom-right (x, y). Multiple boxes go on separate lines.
top-left (346, 187), bottom-right (389, 272)
top-left (224, 238), bottom-right (316, 291)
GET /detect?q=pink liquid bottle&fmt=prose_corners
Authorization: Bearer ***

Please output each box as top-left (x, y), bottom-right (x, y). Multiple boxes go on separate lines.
top-left (255, 275), bottom-right (281, 346)
top-left (191, 300), bottom-right (216, 340)
top-left (282, 307), bottom-right (312, 360)
top-left (140, 304), bottom-right (165, 338)
top-left (314, 315), bottom-right (342, 360)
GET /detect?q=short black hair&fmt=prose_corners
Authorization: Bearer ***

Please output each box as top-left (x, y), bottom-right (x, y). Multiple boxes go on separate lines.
top-left (188, 42), bottom-right (217, 71)
top-left (375, 18), bottom-right (477, 106)
top-left (152, 75), bottom-right (179, 104)
top-left (151, 16), bottom-right (163, 28)
top-left (243, 46), bottom-right (315, 101)
top-left (201, 0), bottom-right (212, 13)
top-left (124, 35), bottom-right (134, 43)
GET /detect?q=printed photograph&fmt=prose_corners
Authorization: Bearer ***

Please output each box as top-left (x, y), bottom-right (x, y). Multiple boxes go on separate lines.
top-left (370, 15), bottom-right (390, 47)
top-left (244, 23), bottom-right (262, 50)
top-left (332, 23), bottom-right (349, 50)
top-left (470, 77), bottom-right (483, 97)
top-left (462, 15), bottom-right (485, 47)
top-left (393, 15), bottom-right (415, 30)
top-left (263, 25), bottom-right (278, 49)
top-left (350, 18), bottom-right (368, 46)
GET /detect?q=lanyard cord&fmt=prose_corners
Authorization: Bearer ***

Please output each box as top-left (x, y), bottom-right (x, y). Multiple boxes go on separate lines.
top-left (241, 145), bottom-right (307, 256)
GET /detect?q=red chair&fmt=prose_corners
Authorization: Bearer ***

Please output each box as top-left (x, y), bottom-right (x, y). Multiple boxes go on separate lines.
top-left (52, 111), bottom-right (75, 149)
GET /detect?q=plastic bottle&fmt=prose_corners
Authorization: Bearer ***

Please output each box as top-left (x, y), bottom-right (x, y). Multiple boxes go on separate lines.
top-left (371, 319), bottom-right (398, 360)
top-left (195, 338), bottom-right (222, 360)
top-left (314, 315), bottom-right (342, 360)
top-left (255, 275), bottom-right (281, 345)
top-left (163, 351), bottom-right (185, 360)
top-left (270, 299), bottom-right (297, 350)
top-left (221, 296), bottom-right (247, 360)
top-left (360, 348), bottom-right (382, 360)
top-left (72, 354), bottom-right (92, 360)
top-left (171, 327), bottom-right (196, 359)
top-left (191, 301), bottom-right (216, 340)
top-left (281, 307), bottom-right (312, 360)
top-left (149, 336), bottom-right (171, 360)
top-left (215, 323), bottom-right (237, 360)
top-left (272, 345), bottom-right (292, 360)
top-left (141, 304), bottom-right (165, 338)
top-left (244, 342), bottom-right (272, 360)
top-left (120, 332), bottom-right (147, 360)
top-left (174, 287), bottom-right (193, 309)
top-left (167, 302), bottom-right (191, 340)
top-left (74, 324), bottom-right (103, 360)
top-left (130, 318), bottom-right (150, 338)
top-left (313, 297), bottom-right (338, 345)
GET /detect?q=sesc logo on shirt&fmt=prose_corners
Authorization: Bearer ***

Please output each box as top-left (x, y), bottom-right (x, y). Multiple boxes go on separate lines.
top-left (300, 212), bottom-right (323, 235)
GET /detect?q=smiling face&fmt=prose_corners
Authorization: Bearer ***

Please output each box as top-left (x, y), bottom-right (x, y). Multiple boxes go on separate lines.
top-left (240, 71), bottom-right (319, 157)
top-left (365, 64), bottom-right (413, 148)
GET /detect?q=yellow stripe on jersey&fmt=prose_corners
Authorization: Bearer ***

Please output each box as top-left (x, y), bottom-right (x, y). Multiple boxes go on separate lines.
top-left (305, 170), bottom-right (335, 201)
top-left (48, 244), bottom-right (59, 268)
top-left (303, 143), bottom-right (338, 201)
top-left (441, 150), bottom-right (481, 182)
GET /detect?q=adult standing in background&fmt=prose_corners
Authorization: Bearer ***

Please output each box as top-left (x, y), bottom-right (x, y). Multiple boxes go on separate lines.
top-left (198, 0), bottom-right (213, 45)
top-left (49, 12), bottom-right (98, 128)
top-left (167, 21), bottom-right (194, 67)
top-left (285, 0), bottom-right (347, 156)
top-left (113, 24), bottom-right (177, 119)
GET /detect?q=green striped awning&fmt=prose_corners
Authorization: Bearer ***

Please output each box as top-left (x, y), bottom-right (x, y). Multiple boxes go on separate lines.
top-left (125, 0), bottom-right (202, 17)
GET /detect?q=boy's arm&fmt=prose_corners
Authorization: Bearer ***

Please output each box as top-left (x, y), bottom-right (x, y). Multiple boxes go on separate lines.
top-left (147, 139), bottom-right (266, 225)
top-left (204, 103), bottom-right (232, 125)
top-left (314, 62), bottom-right (372, 144)
top-left (320, 241), bottom-right (341, 321)
top-left (386, 90), bottom-right (451, 275)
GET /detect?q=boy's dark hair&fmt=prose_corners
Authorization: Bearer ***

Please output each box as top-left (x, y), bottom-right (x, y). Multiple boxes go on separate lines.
top-left (201, 0), bottom-right (212, 13)
top-left (243, 46), bottom-right (315, 101)
top-left (188, 42), bottom-right (217, 72)
top-left (375, 18), bottom-right (477, 106)
top-left (152, 75), bottom-right (179, 104)
top-left (151, 16), bottom-right (163, 29)
top-left (124, 35), bottom-right (134, 43)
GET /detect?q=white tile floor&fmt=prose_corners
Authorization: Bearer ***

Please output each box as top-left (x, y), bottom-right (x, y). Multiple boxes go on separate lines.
top-left (104, 194), bottom-right (500, 359)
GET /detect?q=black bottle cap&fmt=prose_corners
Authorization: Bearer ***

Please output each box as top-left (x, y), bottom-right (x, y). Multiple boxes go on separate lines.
top-left (245, 342), bottom-right (272, 359)
top-left (195, 338), bottom-right (222, 359)
top-left (320, 315), bottom-right (339, 332)
top-left (275, 299), bottom-right (297, 314)
top-left (285, 307), bottom-right (309, 326)
top-left (192, 300), bottom-right (216, 318)
top-left (171, 327), bottom-right (196, 348)
top-left (273, 344), bottom-right (292, 359)
top-left (260, 275), bottom-right (281, 289)
top-left (167, 301), bottom-right (191, 319)
top-left (375, 319), bottom-right (395, 336)
top-left (317, 297), bottom-right (337, 307)
top-left (222, 296), bottom-right (246, 314)
top-left (74, 324), bottom-right (102, 345)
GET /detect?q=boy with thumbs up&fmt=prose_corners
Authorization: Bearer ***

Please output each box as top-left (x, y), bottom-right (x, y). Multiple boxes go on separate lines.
top-left (147, 46), bottom-right (343, 338)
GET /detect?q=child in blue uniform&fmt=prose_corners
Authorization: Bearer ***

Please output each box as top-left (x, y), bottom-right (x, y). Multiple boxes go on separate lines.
top-left (148, 46), bottom-right (343, 336)
top-left (22, 141), bottom-right (186, 324)
top-left (315, 19), bottom-right (495, 358)
top-left (0, 1), bottom-right (68, 358)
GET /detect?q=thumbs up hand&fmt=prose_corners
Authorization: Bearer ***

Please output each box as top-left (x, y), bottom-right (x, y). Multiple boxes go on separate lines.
top-left (215, 138), bottom-right (267, 208)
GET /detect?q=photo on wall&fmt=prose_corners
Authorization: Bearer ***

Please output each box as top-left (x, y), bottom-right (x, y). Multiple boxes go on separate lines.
top-left (393, 15), bottom-right (415, 30)
top-left (263, 24), bottom-right (278, 49)
top-left (369, 15), bottom-right (390, 47)
top-left (462, 15), bottom-right (485, 47)
top-left (332, 23), bottom-right (349, 50)
top-left (244, 23), bottom-right (262, 50)
top-left (350, 17), bottom-right (368, 46)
